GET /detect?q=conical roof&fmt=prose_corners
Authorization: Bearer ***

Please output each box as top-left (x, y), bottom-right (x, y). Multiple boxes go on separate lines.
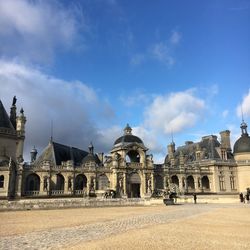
top-left (0, 100), bottom-right (15, 130)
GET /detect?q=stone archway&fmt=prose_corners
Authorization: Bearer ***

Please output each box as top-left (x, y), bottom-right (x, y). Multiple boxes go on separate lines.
top-left (126, 150), bottom-right (140, 163)
top-left (171, 175), bottom-right (179, 187)
top-left (75, 174), bottom-right (87, 190)
top-left (201, 176), bottom-right (210, 190)
top-left (155, 174), bottom-right (164, 189)
top-left (25, 173), bottom-right (40, 195)
top-left (128, 173), bottom-right (141, 198)
top-left (187, 175), bottom-right (195, 190)
top-left (55, 174), bottom-right (65, 191)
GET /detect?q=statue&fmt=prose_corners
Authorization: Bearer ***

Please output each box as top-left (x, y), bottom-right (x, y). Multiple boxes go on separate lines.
top-left (12, 96), bottom-right (17, 106)
top-left (68, 177), bottom-right (72, 190)
top-left (44, 177), bottom-right (48, 191)
top-left (147, 177), bottom-right (152, 193)
top-left (119, 177), bottom-right (123, 194)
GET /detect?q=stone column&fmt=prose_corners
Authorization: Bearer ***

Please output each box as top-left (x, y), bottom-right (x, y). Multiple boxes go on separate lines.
top-left (123, 173), bottom-right (127, 197)
top-left (151, 174), bottom-right (155, 192)
top-left (15, 171), bottom-right (23, 198)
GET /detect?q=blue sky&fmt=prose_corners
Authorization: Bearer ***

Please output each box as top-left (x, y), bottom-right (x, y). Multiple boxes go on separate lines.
top-left (0, 0), bottom-right (249, 163)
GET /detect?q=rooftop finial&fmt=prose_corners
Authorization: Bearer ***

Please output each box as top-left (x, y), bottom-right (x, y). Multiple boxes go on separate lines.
top-left (88, 142), bottom-right (94, 154)
top-left (12, 96), bottom-right (17, 106)
top-left (50, 120), bottom-right (53, 142)
top-left (124, 123), bottom-right (132, 135)
top-left (241, 105), bottom-right (244, 122)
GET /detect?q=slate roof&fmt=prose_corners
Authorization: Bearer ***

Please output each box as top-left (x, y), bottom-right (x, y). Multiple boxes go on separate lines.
top-left (114, 134), bottom-right (144, 145)
top-left (234, 134), bottom-right (250, 154)
top-left (0, 100), bottom-right (15, 130)
top-left (34, 141), bottom-right (88, 166)
top-left (82, 153), bottom-right (101, 164)
top-left (165, 135), bottom-right (233, 164)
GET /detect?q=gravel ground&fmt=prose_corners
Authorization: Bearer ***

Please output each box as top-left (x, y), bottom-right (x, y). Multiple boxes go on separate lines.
top-left (0, 203), bottom-right (249, 250)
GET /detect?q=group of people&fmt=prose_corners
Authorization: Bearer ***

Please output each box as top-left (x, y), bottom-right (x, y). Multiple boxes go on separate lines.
top-left (239, 192), bottom-right (250, 203)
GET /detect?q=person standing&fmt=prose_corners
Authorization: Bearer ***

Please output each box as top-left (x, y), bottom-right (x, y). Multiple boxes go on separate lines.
top-left (239, 193), bottom-right (244, 203)
top-left (246, 193), bottom-right (249, 204)
top-left (193, 193), bottom-right (197, 204)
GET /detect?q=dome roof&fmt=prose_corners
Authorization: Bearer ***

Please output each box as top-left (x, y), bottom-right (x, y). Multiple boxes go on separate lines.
top-left (233, 121), bottom-right (250, 154)
top-left (114, 134), bottom-right (143, 145)
top-left (233, 134), bottom-right (250, 154)
top-left (113, 124), bottom-right (144, 146)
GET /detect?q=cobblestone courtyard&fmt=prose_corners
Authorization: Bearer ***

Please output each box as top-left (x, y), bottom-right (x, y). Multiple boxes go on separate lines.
top-left (0, 203), bottom-right (249, 250)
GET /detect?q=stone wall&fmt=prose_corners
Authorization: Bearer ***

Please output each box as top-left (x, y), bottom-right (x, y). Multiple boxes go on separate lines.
top-left (0, 195), bottom-right (240, 211)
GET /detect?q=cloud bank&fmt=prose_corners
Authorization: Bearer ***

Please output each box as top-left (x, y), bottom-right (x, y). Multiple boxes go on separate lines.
top-left (144, 90), bottom-right (205, 134)
top-left (0, 60), bottom-right (116, 161)
top-left (0, 0), bottom-right (84, 63)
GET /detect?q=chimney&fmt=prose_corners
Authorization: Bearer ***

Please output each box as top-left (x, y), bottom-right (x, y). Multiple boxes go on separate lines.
top-left (167, 142), bottom-right (175, 158)
top-left (220, 130), bottom-right (231, 151)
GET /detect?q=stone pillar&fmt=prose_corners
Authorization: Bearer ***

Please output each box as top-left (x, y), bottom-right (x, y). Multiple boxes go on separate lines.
top-left (123, 173), bottom-right (127, 197)
top-left (15, 171), bottom-right (23, 198)
top-left (194, 176), bottom-right (199, 192)
top-left (151, 174), bottom-right (155, 192)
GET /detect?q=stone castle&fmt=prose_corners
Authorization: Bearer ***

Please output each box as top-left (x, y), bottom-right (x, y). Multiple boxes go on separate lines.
top-left (0, 97), bottom-right (250, 199)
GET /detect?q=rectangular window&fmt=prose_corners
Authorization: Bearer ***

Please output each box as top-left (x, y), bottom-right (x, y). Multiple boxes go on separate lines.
top-left (230, 176), bottom-right (236, 190)
top-left (0, 175), bottom-right (4, 188)
top-left (219, 176), bottom-right (225, 191)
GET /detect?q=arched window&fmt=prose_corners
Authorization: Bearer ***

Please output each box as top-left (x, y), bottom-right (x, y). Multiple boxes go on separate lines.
top-left (55, 174), bottom-right (65, 190)
top-left (25, 174), bottom-right (40, 192)
top-left (75, 174), bottom-right (87, 190)
top-left (0, 175), bottom-right (4, 188)
top-left (126, 150), bottom-right (140, 163)
top-left (201, 176), bottom-right (210, 189)
top-left (171, 175), bottom-right (179, 187)
top-left (187, 175), bottom-right (195, 189)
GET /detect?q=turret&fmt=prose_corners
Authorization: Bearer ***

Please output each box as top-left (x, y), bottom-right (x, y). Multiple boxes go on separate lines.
top-left (167, 141), bottom-right (175, 158)
top-left (30, 146), bottom-right (38, 162)
top-left (16, 108), bottom-right (26, 160)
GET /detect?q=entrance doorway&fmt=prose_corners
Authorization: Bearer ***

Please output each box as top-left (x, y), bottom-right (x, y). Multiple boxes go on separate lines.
top-left (128, 173), bottom-right (141, 198)
top-left (131, 183), bottom-right (140, 198)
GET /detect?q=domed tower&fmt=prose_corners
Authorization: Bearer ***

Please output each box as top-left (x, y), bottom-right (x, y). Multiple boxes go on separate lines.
top-left (109, 124), bottom-right (154, 198)
top-left (234, 120), bottom-right (250, 192)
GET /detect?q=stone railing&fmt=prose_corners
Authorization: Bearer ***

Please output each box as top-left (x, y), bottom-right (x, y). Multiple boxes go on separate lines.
top-left (51, 190), bottom-right (64, 195)
top-left (126, 162), bottom-right (143, 168)
top-left (24, 191), bottom-right (40, 196)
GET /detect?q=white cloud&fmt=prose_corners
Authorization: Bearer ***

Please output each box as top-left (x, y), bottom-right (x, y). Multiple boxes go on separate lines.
top-left (130, 29), bottom-right (181, 67)
top-left (0, 60), bottom-right (115, 161)
top-left (237, 89), bottom-right (250, 118)
top-left (170, 31), bottom-right (181, 45)
top-left (132, 126), bottom-right (164, 154)
top-left (0, 0), bottom-right (85, 63)
top-left (151, 42), bottom-right (175, 66)
top-left (144, 89), bottom-right (205, 134)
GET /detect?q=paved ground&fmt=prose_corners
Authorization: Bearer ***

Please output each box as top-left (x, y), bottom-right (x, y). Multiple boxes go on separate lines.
top-left (0, 203), bottom-right (249, 250)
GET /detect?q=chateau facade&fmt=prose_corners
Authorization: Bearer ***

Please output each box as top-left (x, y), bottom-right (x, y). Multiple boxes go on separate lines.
top-left (1, 97), bottom-right (250, 199)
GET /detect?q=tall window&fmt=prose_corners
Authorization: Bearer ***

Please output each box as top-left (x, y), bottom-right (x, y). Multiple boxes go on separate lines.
top-left (219, 175), bottom-right (225, 191)
top-left (230, 175), bottom-right (236, 190)
top-left (221, 150), bottom-right (227, 160)
top-left (0, 175), bottom-right (4, 188)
